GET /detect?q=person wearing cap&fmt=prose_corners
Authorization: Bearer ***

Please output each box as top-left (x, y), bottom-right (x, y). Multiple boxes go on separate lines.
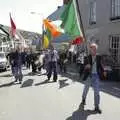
top-left (47, 45), bottom-right (59, 82)
top-left (81, 43), bottom-right (102, 114)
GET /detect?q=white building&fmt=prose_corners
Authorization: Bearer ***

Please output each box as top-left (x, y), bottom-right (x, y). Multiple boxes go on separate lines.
top-left (77, 0), bottom-right (120, 68)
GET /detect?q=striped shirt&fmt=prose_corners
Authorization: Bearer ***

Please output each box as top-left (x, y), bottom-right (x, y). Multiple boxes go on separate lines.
top-left (48, 49), bottom-right (59, 62)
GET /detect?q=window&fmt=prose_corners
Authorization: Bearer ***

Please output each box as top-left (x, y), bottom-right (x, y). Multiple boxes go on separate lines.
top-left (109, 35), bottom-right (120, 64)
top-left (111, 0), bottom-right (120, 20)
top-left (89, 1), bottom-right (96, 25)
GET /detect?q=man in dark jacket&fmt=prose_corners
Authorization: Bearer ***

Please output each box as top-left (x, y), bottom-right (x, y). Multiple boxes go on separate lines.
top-left (11, 47), bottom-right (23, 84)
top-left (47, 46), bottom-right (59, 82)
top-left (81, 43), bottom-right (102, 114)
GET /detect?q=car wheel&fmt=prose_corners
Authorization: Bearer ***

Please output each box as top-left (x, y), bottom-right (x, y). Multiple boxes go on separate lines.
top-left (4, 67), bottom-right (7, 71)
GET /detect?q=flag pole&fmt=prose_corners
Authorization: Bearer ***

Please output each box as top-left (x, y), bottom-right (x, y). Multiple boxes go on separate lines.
top-left (75, 0), bottom-right (89, 55)
top-left (9, 12), bottom-right (16, 49)
top-left (9, 13), bottom-right (14, 49)
top-left (42, 23), bottom-right (44, 50)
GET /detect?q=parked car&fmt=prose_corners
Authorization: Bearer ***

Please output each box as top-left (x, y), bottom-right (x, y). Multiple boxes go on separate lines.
top-left (0, 52), bottom-right (9, 71)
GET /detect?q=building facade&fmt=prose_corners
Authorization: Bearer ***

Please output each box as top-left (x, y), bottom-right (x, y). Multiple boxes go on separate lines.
top-left (77, 0), bottom-right (120, 66)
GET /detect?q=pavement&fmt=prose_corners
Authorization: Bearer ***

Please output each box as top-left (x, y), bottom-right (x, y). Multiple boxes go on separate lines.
top-left (0, 67), bottom-right (120, 120)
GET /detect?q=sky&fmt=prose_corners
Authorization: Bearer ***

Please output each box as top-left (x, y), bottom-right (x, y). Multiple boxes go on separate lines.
top-left (0, 0), bottom-right (63, 34)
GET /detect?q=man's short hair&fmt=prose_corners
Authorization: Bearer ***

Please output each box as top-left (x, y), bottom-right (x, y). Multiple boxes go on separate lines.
top-left (90, 43), bottom-right (98, 49)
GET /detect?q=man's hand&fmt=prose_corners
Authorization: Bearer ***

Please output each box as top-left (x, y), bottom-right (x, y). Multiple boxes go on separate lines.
top-left (85, 64), bottom-right (91, 70)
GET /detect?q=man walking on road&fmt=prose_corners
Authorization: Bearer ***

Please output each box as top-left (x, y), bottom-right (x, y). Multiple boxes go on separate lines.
top-left (11, 47), bottom-right (23, 84)
top-left (47, 45), bottom-right (59, 82)
top-left (81, 43), bottom-right (102, 114)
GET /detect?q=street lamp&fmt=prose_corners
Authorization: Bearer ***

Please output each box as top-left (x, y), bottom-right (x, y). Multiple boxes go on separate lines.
top-left (30, 12), bottom-right (44, 50)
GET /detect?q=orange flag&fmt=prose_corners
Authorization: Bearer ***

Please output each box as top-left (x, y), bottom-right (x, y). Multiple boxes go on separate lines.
top-left (43, 19), bottom-right (61, 38)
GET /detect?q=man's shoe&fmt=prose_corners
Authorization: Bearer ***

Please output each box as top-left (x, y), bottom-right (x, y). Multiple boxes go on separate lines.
top-left (47, 77), bottom-right (50, 81)
top-left (19, 81), bottom-right (22, 84)
top-left (81, 99), bottom-right (86, 105)
top-left (94, 107), bottom-right (102, 114)
top-left (14, 80), bottom-right (17, 82)
top-left (53, 80), bottom-right (57, 82)
top-left (14, 79), bottom-right (18, 83)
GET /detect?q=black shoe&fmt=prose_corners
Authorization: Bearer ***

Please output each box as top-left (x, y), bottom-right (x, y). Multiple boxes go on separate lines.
top-left (19, 81), bottom-right (22, 84)
top-left (94, 107), bottom-right (102, 114)
top-left (53, 79), bottom-right (57, 82)
top-left (14, 80), bottom-right (17, 83)
top-left (14, 79), bottom-right (18, 83)
top-left (47, 77), bottom-right (50, 81)
top-left (81, 99), bottom-right (86, 105)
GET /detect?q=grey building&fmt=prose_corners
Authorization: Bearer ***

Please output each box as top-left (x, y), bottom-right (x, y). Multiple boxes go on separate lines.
top-left (77, 0), bottom-right (120, 67)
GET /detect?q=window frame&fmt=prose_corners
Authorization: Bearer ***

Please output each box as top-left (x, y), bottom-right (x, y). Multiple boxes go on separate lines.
top-left (109, 35), bottom-right (120, 63)
top-left (110, 0), bottom-right (120, 20)
top-left (89, 1), bottom-right (96, 25)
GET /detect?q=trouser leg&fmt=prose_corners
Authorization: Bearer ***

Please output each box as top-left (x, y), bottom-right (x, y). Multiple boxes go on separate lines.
top-left (11, 66), bottom-right (15, 76)
top-left (38, 66), bottom-right (41, 72)
top-left (45, 63), bottom-right (49, 74)
top-left (63, 63), bottom-right (66, 73)
top-left (82, 77), bottom-right (91, 100)
top-left (32, 62), bottom-right (36, 72)
top-left (38, 64), bottom-right (43, 72)
top-left (79, 64), bottom-right (84, 77)
top-left (53, 62), bottom-right (58, 81)
top-left (14, 66), bottom-right (19, 81)
top-left (29, 62), bottom-right (31, 69)
top-left (92, 74), bottom-right (100, 107)
top-left (59, 61), bottom-right (63, 72)
top-left (47, 62), bottom-right (52, 80)
top-left (27, 61), bottom-right (30, 69)
top-left (18, 66), bottom-right (23, 82)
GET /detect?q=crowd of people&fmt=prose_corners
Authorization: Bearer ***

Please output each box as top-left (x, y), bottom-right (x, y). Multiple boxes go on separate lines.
top-left (7, 45), bottom-right (69, 84)
top-left (6, 43), bottom-right (104, 114)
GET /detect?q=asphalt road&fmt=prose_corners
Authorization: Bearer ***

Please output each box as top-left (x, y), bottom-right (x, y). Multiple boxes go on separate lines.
top-left (0, 68), bottom-right (120, 120)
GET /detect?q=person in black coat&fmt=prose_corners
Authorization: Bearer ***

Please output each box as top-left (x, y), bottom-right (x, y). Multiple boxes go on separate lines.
top-left (10, 47), bottom-right (23, 84)
top-left (81, 43), bottom-right (103, 114)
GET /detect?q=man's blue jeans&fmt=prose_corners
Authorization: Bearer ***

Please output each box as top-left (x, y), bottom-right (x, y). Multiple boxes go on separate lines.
top-left (12, 65), bottom-right (23, 81)
top-left (47, 61), bottom-right (58, 81)
top-left (82, 73), bottom-right (100, 107)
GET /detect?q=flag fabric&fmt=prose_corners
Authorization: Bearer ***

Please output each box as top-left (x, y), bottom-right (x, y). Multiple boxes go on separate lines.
top-left (43, 35), bottom-right (49, 48)
top-left (10, 13), bottom-right (16, 37)
top-left (42, 28), bottom-right (51, 48)
top-left (72, 36), bottom-right (83, 45)
top-left (60, 0), bottom-right (83, 40)
top-left (45, 28), bottom-right (52, 41)
top-left (43, 19), bottom-right (61, 38)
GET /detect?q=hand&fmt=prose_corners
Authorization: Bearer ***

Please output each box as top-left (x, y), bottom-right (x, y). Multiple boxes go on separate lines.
top-left (103, 71), bottom-right (107, 78)
top-left (85, 64), bottom-right (91, 70)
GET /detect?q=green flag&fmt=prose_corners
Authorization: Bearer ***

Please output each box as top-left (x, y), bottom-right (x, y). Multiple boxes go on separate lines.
top-left (45, 28), bottom-right (52, 41)
top-left (61, 0), bottom-right (83, 39)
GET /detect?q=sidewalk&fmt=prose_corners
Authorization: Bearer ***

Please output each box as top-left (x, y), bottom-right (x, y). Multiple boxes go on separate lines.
top-left (65, 63), bottom-right (120, 98)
